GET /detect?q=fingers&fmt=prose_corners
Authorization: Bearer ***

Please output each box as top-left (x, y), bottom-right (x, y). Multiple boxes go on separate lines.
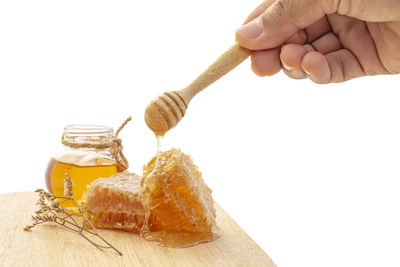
top-left (301, 51), bottom-right (331, 83)
top-left (301, 49), bottom-right (365, 83)
top-left (250, 47), bottom-right (282, 76)
top-left (284, 16), bottom-right (332, 47)
top-left (327, 14), bottom-right (389, 75)
top-left (280, 44), bottom-right (311, 79)
top-left (311, 32), bottom-right (342, 54)
top-left (236, 0), bottom-right (338, 50)
top-left (321, 49), bottom-right (365, 83)
top-left (277, 38), bottom-right (337, 81)
top-left (304, 17), bottom-right (332, 42)
top-left (285, 30), bottom-right (308, 45)
top-left (263, 43), bottom-right (366, 83)
top-left (251, 47), bottom-right (366, 83)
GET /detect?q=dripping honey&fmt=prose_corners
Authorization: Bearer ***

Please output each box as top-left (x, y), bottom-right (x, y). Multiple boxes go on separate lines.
top-left (45, 158), bottom-right (120, 211)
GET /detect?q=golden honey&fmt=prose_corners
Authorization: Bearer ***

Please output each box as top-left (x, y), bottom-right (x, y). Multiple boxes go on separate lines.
top-left (45, 158), bottom-right (120, 209)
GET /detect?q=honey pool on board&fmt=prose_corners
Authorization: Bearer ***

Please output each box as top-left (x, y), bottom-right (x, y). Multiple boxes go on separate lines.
top-left (83, 148), bottom-right (218, 248)
top-left (45, 156), bottom-right (120, 210)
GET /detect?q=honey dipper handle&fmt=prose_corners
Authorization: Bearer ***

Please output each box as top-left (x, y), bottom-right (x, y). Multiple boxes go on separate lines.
top-left (176, 43), bottom-right (251, 105)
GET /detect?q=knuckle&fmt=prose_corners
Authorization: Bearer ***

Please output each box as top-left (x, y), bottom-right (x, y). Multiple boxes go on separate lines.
top-left (268, 0), bottom-right (295, 18)
top-left (323, 0), bottom-right (340, 13)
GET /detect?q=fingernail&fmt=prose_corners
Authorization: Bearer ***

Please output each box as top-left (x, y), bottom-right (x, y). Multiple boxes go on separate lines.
top-left (236, 19), bottom-right (263, 40)
top-left (282, 62), bottom-right (294, 71)
top-left (303, 69), bottom-right (311, 75)
top-left (282, 63), bottom-right (307, 79)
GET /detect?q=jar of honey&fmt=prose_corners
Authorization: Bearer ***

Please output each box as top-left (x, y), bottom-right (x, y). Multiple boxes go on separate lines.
top-left (45, 124), bottom-right (126, 209)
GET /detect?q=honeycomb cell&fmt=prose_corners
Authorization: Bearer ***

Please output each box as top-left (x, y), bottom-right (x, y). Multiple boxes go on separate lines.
top-left (83, 172), bottom-right (144, 233)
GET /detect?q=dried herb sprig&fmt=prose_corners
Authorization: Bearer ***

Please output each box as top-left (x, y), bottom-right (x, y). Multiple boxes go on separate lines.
top-left (24, 174), bottom-right (122, 256)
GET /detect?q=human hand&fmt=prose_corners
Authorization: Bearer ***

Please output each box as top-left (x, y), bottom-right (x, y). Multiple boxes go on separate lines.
top-left (236, 0), bottom-right (400, 83)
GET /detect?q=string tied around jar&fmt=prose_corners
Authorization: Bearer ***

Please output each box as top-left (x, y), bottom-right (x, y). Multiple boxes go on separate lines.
top-left (61, 117), bottom-right (132, 171)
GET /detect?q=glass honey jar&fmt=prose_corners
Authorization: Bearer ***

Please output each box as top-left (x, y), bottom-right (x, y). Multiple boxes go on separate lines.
top-left (45, 124), bottom-right (128, 210)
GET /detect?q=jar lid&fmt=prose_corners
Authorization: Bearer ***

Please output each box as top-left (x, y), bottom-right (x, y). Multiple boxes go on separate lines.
top-left (62, 125), bottom-right (114, 146)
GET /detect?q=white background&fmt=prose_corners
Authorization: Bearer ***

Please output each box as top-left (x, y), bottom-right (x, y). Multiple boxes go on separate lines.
top-left (1, 1), bottom-right (399, 266)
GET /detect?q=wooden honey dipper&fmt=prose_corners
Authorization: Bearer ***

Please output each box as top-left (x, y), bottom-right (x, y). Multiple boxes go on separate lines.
top-left (145, 43), bottom-right (251, 136)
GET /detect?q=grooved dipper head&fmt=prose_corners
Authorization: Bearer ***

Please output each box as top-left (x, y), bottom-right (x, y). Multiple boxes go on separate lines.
top-left (144, 91), bottom-right (187, 136)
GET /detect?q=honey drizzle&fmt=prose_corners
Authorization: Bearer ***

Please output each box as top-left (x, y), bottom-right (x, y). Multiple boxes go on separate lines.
top-left (155, 135), bottom-right (163, 166)
top-left (139, 134), bottom-right (162, 238)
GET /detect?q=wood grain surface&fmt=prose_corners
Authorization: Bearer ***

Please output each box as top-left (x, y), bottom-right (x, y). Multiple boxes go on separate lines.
top-left (0, 192), bottom-right (276, 267)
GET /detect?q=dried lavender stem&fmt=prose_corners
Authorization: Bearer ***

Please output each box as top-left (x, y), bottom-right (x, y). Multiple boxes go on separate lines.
top-left (24, 174), bottom-right (123, 256)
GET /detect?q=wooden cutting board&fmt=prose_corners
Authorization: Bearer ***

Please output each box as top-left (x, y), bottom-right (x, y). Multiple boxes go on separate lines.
top-left (0, 192), bottom-right (276, 267)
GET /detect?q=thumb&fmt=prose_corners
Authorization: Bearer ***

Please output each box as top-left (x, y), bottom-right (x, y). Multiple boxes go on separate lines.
top-left (236, 0), bottom-right (336, 50)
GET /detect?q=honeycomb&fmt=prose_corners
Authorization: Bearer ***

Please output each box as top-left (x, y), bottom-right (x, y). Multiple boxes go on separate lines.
top-left (83, 148), bottom-right (218, 247)
top-left (83, 172), bottom-right (144, 233)
top-left (141, 148), bottom-right (218, 247)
